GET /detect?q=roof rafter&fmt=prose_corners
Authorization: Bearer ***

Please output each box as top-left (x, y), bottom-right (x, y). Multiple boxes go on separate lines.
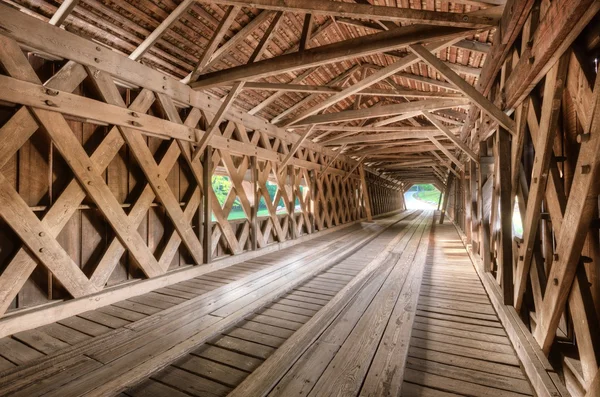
top-left (205, 0), bottom-right (498, 27)
top-left (190, 25), bottom-right (471, 89)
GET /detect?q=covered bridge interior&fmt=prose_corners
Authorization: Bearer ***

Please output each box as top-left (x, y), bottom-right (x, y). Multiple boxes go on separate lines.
top-left (0, 0), bottom-right (598, 396)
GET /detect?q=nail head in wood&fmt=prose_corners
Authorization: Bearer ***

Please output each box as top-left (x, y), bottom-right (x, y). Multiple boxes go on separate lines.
top-left (577, 133), bottom-right (590, 143)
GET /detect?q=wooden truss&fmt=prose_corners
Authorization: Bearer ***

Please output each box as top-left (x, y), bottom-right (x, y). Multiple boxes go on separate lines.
top-left (443, 1), bottom-right (600, 396)
top-left (0, 8), bottom-right (406, 322)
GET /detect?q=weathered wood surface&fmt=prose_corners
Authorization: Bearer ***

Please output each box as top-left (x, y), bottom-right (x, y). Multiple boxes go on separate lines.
top-left (403, 220), bottom-right (532, 396)
top-left (0, 212), bottom-right (412, 396)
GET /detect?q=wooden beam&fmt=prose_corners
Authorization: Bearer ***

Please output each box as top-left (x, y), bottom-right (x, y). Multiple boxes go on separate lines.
top-left (236, 82), bottom-right (464, 98)
top-left (503, 0), bottom-right (600, 109)
top-left (272, 65), bottom-right (364, 125)
top-left (533, 68), bottom-right (600, 353)
top-left (48, 0), bottom-right (79, 26)
top-left (192, 81), bottom-right (245, 161)
top-left (319, 145), bottom-right (347, 178)
top-left (294, 98), bottom-right (469, 126)
top-left (203, 11), bottom-right (274, 70)
top-left (203, 145), bottom-right (213, 263)
top-left (315, 126), bottom-right (444, 132)
top-left (477, 0), bottom-right (535, 97)
top-left (342, 156), bottom-right (366, 183)
top-left (430, 151), bottom-right (461, 178)
top-left (359, 165), bottom-right (373, 221)
top-left (586, 370), bottom-right (600, 397)
top-left (427, 135), bottom-right (464, 171)
top-left (454, 39), bottom-right (490, 53)
top-left (334, 17), bottom-right (490, 53)
top-left (206, 0), bottom-right (497, 27)
top-left (395, 72), bottom-right (460, 91)
top-left (422, 110), bottom-right (477, 162)
top-left (191, 6), bottom-right (282, 162)
top-left (496, 126), bottom-right (513, 305)
top-left (129, 0), bottom-right (195, 61)
top-left (188, 5), bottom-right (241, 82)
top-left (299, 13), bottom-right (313, 52)
top-left (249, 68), bottom-right (317, 115)
top-left (190, 25), bottom-right (472, 88)
top-left (409, 44), bottom-right (516, 134)
top-left (0, 5), bottom-right (401, 187)
top-left (324, 130), bottom-right (445, 145)
top-left (281, 34), bottom-right (469, 126)
top-left (439, 173), bottom-right (454, 223)
top-left (280, 125), bottom-right (316, 169)
top-left (513, 55), bottom-right (569, 310)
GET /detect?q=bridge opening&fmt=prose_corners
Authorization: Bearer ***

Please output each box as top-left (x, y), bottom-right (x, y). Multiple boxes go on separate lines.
top-left (404, 184), bottom-right (440, 210)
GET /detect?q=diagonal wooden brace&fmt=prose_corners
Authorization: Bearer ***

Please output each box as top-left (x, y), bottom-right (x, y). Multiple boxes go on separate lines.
top-left (86, 68), bottom-right (205, 269)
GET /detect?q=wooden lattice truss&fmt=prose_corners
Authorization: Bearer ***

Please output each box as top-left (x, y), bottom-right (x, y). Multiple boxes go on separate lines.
top-left (0, 5), bottom-right (411, 322)
top-left (442, 0), bottom-right (600, 395)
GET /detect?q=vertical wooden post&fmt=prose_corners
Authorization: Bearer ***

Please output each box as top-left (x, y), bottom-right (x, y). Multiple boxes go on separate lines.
top-left (250, 155), bottom-right (258, 251)
top-left (203, 145), bottom-right (213, 264)
top-left (497, 127), bottom-right (513, 305)
top-left (359, 165), bottom-right (373, 221)
top-left (288, 164), bottom-right (297, 239)
top-left (479, 142), bottom-right (491, 271)
top-left (309, 169), bottom-right (316, 233)
top-left (439, 173), bottom-right (454, 224)
top-left (464, 168), bottom-right (472, 241)
top-left (470, 159), bottom-right (479, 252)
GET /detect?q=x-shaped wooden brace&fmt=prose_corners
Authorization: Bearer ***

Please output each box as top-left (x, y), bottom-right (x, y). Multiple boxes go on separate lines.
top-left (2, 40), bottom-right (169, 271)
top-left (86, 99), bottom-right (202, 288)
top-left (86, 67), bottom-right (204, 269)
top-left (332, 175), bottom-right (345, 225)
top-left (220, 150), bottom-right (266, 248)
top-left (0, 38), bottom-right (162, 315)
top-left (153, 92), bottom-right (242, 257)
top-left (210, 153), bottom-right (249, 252)
top-left (316, 173), bottom-right (335, 229)
top-left (257, 161), bottom-right (286, 244)
top-left (339, 177), bottom-right (353, 223)
top-left (295, 168), bottom-right (312, 234)
top-left (274, 164), bottom-right (295, 238)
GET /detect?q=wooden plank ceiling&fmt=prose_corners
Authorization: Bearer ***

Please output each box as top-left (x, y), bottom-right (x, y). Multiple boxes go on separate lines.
top-left (1, 0), bottom-right (499, 187)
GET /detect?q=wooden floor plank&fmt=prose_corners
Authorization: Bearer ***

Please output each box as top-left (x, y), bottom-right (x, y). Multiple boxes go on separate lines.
top-left (406, 357), bottom-right (533, 395)
top-left (12, 329), bottom-right (70, 354)
top-left (403, 367), bottom-right (527, 397)
top-left (192, 345), bottom-right (263, 372)
top-left (151, 365), bottom-right (231, 397)
top-left (126, 379), bottom-right (193, 397)
top-left (174, 354), bottom-right (248, 387)
top-left (0, 337), bottom-right (45, 364)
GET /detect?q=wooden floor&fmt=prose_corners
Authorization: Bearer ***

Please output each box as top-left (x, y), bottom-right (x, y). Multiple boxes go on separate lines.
top-left (402, 221), bottom-right (533, 397)
top-left (0, 212), bottom-right (534, 396)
